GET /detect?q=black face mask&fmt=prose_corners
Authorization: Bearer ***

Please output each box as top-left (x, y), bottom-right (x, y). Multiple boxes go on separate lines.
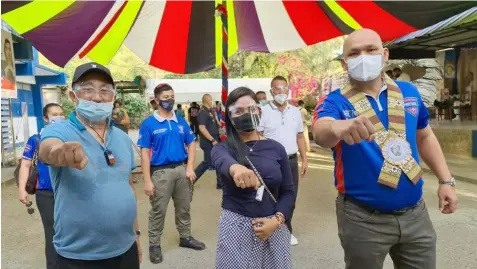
top-left (158, 99), bottom-right (174, 111)
top-left (231, 113), bottom-right (260, 133)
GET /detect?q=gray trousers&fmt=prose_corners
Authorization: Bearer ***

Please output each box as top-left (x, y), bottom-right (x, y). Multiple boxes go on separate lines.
top-left (149, 165), bottom-right (193, 246)
top-left (336, 194), bottom-right (437, 269)
top-left (36, 190), bottom-right (57, 269)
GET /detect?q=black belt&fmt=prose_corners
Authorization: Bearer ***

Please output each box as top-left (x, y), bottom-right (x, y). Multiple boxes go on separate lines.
top-left (150, 162), bottom-right (184, 174)
top-left (288, 153), bottom-right (297, 160)
top-left (343, 194), bottom-right (422, 216)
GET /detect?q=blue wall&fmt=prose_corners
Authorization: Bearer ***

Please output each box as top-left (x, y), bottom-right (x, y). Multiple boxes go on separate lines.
top-left (10, 89), bottom-right (35, 118)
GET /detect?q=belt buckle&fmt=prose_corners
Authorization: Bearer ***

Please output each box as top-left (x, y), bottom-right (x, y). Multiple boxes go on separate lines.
top-left (392, 208), bottom-right (408, 215)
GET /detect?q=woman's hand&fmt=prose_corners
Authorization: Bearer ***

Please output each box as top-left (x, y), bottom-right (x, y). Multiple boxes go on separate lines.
top-left (229, 164), bottom-right (260, 189)
top-left (252, 218), bottom-right (280, 240)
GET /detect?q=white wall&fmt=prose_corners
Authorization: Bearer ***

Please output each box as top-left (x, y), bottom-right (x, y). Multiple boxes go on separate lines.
top-left (146, 78), bottom-right (273, 103)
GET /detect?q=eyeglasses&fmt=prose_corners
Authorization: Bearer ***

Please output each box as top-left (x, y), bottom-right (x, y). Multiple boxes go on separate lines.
top-left (26, 201), bottom-right (35, 215)
top-left (271, 85), bottom-right (289, 92)
top-left (228, 104), bottom-right (261, 116)
top-left (74, 82), bottom-right (115, 100)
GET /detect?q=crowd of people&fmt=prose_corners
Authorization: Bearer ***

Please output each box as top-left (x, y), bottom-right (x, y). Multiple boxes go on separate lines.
top-left (16, 29), bottom-right (458, 269)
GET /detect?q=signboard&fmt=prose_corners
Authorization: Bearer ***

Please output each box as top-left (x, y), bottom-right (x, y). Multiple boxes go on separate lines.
top-left (1, 29), bottom-right (17, 98)
top-left (1, 98), bottom-right (16, 164)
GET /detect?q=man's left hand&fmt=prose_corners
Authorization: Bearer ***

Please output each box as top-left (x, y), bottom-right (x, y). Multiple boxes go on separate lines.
top-left (438, 184), bottom-right (457, 214)
top-left (186, 167), bottom-right (197, 183)
top-left (136, 236), bottom-right (142, 263)
top-left (301, 158), bottom-right (308, 177)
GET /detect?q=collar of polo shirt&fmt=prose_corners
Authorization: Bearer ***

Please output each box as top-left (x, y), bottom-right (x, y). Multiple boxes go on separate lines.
top-left (269, 101), bottom-right (292, 111)
top-left (154, 110), bottom-right (178, 123)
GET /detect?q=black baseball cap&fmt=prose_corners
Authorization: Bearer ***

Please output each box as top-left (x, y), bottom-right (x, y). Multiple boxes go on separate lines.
top-left (72, 62), bottom-right (114, 87)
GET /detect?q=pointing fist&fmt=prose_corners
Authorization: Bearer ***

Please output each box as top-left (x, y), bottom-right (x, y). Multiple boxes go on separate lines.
top-left (230, 164), bottom-right (260, 189)
top-left (48, 142), bottom-right (88, 170)
top-left (333, 116), bottom-right (376, 145)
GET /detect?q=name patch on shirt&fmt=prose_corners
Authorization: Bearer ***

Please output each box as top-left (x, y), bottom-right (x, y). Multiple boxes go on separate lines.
top-left (178, 125), bottom-right (184, 134)
top-left (153, 128), bottom-right (168, 135)
top-left (404, 97), bottom-right (418, 116)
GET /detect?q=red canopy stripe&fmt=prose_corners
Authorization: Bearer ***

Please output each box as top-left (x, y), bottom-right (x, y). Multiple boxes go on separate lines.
top-left (79, 1), bottom-right (128, 59)
top-left (338, 1), bottom-right (417, 41)
top-left (149, 1), bottom-right (193, 74)
top-left (283, 1), bottom-right (343, 45)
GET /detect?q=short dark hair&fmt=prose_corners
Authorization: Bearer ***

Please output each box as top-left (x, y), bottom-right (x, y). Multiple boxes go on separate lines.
top-left (393, 67), bottom-right (401, 72)
top-left (43, 103), bottom-right (62, 117)
top-left (256, 91), bottom-right (266, 96)
top-left (191, 101), bottom-right (197, 106)
top-left (271, 76), bottom-right (288, 87)
top-left (114, 99), bottom-right (122, 106)
top-left (298, 100), bottom-right (305, 106)
top-left (154, 83), bottom-right (173, 98)
top-left (177, 104), bottom-right (182, 109)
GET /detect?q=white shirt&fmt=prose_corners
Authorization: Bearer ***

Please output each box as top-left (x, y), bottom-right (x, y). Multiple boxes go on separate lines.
top-left (258, 102), bottom-right (303, 155)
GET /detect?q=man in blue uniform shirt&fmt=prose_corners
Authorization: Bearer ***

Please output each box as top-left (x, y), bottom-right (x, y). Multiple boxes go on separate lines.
top-left (39, 62), bottom-right (141, 269)
top-left (313, 29), bottom-right (457, 269)
top-left (139, 83), bottom-right (206, 264)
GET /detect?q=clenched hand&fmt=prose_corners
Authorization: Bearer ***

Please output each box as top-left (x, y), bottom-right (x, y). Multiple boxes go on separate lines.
top-left (48, 142), bottom-right (88, 170)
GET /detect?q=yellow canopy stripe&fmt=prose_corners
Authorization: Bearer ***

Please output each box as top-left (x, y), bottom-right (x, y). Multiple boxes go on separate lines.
top-left (1, 0), bottom-right (75, 34)
top-left (215, 0), bottom-right (239, 67)
top-left (87, 0), bottom-right (143, 65)
top-left (324, 0), bottom-right (362, 30)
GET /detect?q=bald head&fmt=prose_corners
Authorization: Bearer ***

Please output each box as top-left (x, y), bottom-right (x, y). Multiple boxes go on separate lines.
top-left (341, 28), bottom-right (389, 72)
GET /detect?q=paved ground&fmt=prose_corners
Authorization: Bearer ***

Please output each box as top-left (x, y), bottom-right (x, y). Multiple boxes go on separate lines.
top-left (2, 146), bottom-right (477, 269)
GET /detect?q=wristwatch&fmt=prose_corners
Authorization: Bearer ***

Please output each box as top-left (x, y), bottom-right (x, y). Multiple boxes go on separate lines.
top-left (439, 177), bottom-right (456, 187)
top-left (135, 230), bottom-right (141, 236)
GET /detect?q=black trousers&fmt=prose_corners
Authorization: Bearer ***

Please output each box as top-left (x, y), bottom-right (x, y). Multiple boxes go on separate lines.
top-left (56, 242), bottom-right (139, 269)
top-left (36, 190), bottom-right (57, 269)
top-left (194, 145), bottom-right (222, 187)
top-left (285, 156), bottom-right (299, 234)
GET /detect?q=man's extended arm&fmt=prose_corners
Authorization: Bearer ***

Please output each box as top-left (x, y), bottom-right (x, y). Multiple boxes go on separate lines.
top-left (312, 118), bottom-right (341, 148)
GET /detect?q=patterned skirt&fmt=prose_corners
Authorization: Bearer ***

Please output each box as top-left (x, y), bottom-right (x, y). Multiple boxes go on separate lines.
top-left (216, 209), bottom-right (292, 269)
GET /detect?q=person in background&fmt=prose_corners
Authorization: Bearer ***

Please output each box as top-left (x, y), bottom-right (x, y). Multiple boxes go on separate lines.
top-left (385, 70), bottom-right (394, 79)
top-left (39, 62), bottom-right (142, 268)
top-left (212, 87), bottom-right (294, 269)
top-left (258, 76), bottom-right (308, 246)
top-left (18, 103), bottom-right (65, 269)
top-left (188, 101), bottom-right (200, 138)
top-left (194, 94), bottom-right (222, 189)
top-left (175, 103), bottom-right (186, 118)
top-left (298, 100), bottom-right (311, 152)
top-left (313, 28), bottom-right (457, 269)
top-left (139, 84), bottom-right (205, 264)
top-left (216, 101), bottom-right (224, 122)
top-left (112, 100), bottom-right (130, 133)
top-left (256, 91), bottom-right (268, 106)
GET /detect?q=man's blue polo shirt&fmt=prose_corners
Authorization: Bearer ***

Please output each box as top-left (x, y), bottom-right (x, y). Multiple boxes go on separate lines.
top-left (138, 111), bottom-right (195, 166)
top-left (314, 81), bottom-right (430, 212)
top-left (41, 112), bottom-right (136, 260)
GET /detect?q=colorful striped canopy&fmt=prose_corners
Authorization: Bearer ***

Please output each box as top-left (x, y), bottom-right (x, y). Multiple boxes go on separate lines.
top-left (2, 1), bottom-right (475, 74)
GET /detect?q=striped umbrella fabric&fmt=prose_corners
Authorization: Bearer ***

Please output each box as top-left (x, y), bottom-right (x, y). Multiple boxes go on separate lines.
top-left (2, 0), bottom-right (475, 74)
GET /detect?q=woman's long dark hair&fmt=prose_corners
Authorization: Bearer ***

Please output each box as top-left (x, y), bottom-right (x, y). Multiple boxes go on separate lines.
top-left (224, 87), bottom-right (259, 164)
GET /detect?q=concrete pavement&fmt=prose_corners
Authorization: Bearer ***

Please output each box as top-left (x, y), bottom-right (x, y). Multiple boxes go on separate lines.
top-left (2, 146), bottom-right (477, 268)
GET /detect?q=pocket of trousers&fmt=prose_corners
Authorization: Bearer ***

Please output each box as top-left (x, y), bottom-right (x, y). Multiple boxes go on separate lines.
top-left (342, 200), bottom-right (375, 222)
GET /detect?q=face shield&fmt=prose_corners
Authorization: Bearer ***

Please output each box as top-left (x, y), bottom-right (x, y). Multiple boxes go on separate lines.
top-left (228, 100), bottom-right (261, 133)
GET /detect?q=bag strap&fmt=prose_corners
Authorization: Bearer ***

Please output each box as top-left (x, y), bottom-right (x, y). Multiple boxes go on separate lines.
top-left (32, 134), bottom-right (40, 167)
top-left (245, 156), bottom-right (277, 203)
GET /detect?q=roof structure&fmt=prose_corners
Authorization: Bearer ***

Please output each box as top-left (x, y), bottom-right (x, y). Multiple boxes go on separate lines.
top-left (386, 7), bottom-right (477, 59)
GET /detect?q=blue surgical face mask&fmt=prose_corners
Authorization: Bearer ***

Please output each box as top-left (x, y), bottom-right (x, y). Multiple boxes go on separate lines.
top-left (48, 116), bottom-right (65, 124)
top-left (76, 98), bottom-right (113, 122)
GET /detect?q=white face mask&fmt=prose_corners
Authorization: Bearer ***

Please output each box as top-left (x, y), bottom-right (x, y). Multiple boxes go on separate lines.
top-left (346, 54), bottom-right (383, 82)
top-left (273, 94), bottom-right (288, 105)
